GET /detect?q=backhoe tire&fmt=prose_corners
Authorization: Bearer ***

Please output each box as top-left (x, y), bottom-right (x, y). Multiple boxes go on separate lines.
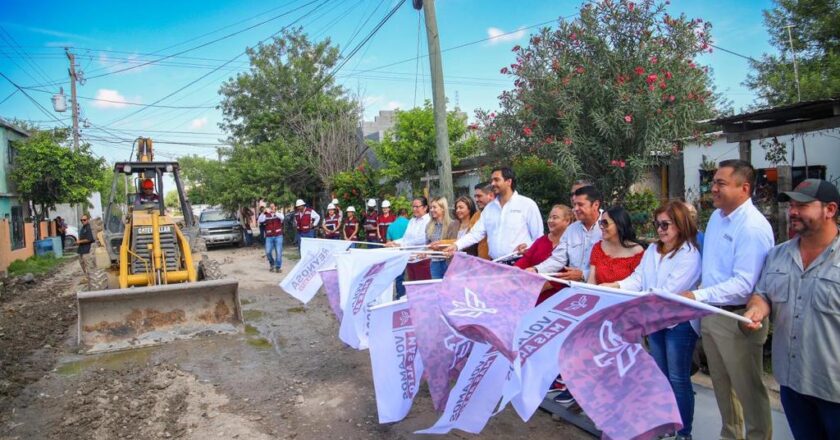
top-left (198, 258), bottom-right (224, 281)
top-left (87, 265), bottom-right (109, 291)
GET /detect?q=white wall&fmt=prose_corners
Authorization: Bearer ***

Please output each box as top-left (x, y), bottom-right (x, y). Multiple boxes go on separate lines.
top-left (683, 128), bottom-right (840, 203)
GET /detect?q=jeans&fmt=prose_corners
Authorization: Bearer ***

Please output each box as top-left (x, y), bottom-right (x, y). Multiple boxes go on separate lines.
top-left (394, 272), bottom-right (406, 300)
top-left (648, 322), bottom-right (698, 436)
top-left (265, 235), bottom-right (282, 269)
top-left (243, 227), bottom-right (253, 246)
top-left (297, 230), bottom-right (315, 248)
top-left (430, 259), bottom-right (449, 279)
top-left (780, 386), bottom-right (840, 440)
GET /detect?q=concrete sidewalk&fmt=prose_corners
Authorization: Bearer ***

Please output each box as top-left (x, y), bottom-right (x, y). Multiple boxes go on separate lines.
top-left (692, 383), bottom-right (793, 439)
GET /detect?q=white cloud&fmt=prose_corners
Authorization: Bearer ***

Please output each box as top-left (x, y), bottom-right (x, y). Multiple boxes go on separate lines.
top-left (486, 27), bottom-right (526, 45)
top-left (98, 52), bottom-right (151, 74)
top-left (190, 117), bottom-right (208, 129)
top-left (363, 95), bottom-right (383, 107)
top-left (385, 101), bottom-right (403, 110)
top-left (92, 89), bottom-right (129, 108)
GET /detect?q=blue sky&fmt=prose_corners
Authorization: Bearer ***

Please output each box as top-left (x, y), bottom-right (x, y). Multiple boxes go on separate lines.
top-left (1, 0), bottom-right (775, 163)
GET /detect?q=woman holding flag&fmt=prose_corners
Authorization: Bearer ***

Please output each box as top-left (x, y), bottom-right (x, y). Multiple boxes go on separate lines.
top-left (425, 197), bottom-right (457, 279)
top-left (602, 201), bottom-right (702, 440)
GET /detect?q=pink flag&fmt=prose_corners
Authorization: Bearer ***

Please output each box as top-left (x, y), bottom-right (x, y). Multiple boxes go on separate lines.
top-left (405, 281), bottom-right (473, 411)
top-left (558, 290), bottom-right (710, 440)
top-left (318, 268), bottom-right (342, 322)
top-left (437, 254), bottom-right (545, 361)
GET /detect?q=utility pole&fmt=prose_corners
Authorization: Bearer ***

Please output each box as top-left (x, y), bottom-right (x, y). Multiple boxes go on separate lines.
top-left (784, 24), bottom-right (802, 103)
top-left (66, 48), bottom-right (83, 224)
top-left (415, 0), bottom-right (453, 203)
top-left (66, 48), bottom-right (80, 150)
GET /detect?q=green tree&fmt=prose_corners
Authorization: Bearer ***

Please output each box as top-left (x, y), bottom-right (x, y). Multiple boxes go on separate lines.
top-left (370, 101), bottom-right (479, 189)
top-left (331, 161), bottom-right (393, 212)
top-left (218, 28), bottom-right (361, 204)
top-left (745, 0), bottom-right (840, 106)
top-left (10, 129), bottom-right (105, 239)
top-left (164, 190), bottom-right (180, 212)
top-left (475, 0), bottom-right (719, 201)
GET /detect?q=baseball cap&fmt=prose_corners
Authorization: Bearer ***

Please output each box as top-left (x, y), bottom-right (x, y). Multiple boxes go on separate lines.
top-left (778, 179), bottom-right (840, 204)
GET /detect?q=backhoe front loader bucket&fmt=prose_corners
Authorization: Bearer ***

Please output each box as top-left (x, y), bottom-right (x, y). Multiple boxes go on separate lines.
top-left (77, 279), bottom-right (242, 353)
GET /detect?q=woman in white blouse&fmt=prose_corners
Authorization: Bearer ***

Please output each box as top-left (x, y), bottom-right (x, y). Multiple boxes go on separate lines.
top-left (602, 201), bottom-right (701, 440)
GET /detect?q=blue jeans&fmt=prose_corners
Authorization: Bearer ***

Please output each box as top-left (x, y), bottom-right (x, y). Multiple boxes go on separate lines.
top-left (648, 322), bottom-right (698, 436)
top-left (430, 259), bottom-right (449, 279)
top-left (780, 386), bottom-right (840, 440)
top-left (243, 228), bottom-right (253, 246)
top-left (297, 230), bottom-right (315, 248)
top-left (265, 235), bottom-right (282, 269)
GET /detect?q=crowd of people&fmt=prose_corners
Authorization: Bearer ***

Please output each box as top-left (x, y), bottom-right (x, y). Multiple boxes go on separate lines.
top-left (244, 160), bottom-right (835, 440)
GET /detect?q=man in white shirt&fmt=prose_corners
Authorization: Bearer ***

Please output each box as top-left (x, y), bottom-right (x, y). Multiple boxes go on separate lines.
top-left (386, 197), bottom-right (431, 248)
top-left (529, 185), bottom-right (603, 281)
top-left (442, 167), bottom-right (543, 260)
top-left (680, 159), bottom-right (774, 440)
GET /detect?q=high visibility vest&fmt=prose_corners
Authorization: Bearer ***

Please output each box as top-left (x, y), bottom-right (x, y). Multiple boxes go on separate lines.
top-left (343, 218), bottom-right (359, 239)
top-left (364, 212), bottom-right (379, 238)
top-left (324, 214), bottom-right (341, 238)
top-left (377, 213), bottom-right (396, 239)
top-left (295, 208), bottom-right (314, 233)
top-left (264, 214), bottom-right (284, 237)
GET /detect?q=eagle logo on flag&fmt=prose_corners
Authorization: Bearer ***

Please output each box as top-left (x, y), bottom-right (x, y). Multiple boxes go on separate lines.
top-left (448, 288), bottom-right (498, 318)
top-left (592, 320), bottom-right (643, 377)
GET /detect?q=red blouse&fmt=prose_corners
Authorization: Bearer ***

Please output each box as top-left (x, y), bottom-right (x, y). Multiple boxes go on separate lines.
top-left (589, 241), bottom-right (644, 284)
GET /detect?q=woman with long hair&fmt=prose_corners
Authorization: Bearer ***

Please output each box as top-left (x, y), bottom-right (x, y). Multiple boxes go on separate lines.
top-left (322, 204), bottom-right (341, 239)
top-left (449, 196), bottom-right (478, 255)
top-left (602, 201), bottom-right (701, 440)
top-left (587, 205), bottom-right (644, 285)
top-left (342, 206), bottom-right (359, 242)
top-left (426, 197), bottom-right (456, 279)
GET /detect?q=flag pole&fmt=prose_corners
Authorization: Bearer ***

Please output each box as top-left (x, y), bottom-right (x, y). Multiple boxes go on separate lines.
top-left (537, 273), bottom-right (756, 326)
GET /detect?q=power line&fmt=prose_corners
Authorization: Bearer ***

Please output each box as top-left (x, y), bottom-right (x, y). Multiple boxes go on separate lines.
top-left (21, 86), bottom-right (217, 109)
top-left (0, 71), bottom-right (68, 128)
top-left (104, 0), bottom-right (330, 126)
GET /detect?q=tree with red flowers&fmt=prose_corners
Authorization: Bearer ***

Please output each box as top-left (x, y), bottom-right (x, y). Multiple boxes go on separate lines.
top-left (476, 0), bottom-right (721, 201)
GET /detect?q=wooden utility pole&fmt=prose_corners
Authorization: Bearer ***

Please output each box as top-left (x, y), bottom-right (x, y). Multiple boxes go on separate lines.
top-left (415, 0), bottom-right (453, 202)
top-left (66, 48), bottom-right (80, 151)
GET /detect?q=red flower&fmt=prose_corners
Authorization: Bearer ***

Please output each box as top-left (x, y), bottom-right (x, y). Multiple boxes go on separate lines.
top-left (576, 65), bottom-right (585, 74)
top-left (489, 134), bottom-right (497, 143)
top-left (512, 45), bottom-right (521, 52)
top-left (628, 2), bottom-right (635, 12)
top-left (624, 115), bottom-right (633, 123)
top-left (500, 67), bottom-right (509, 74)
top-left (531, 36), bottom-right (541, 45)
top-left (563, 137), bottom-right (573, 146)
top-left (523, 127), bottom-right (533, 137)
top-left (665, 71), bottom-right (673, 80)
top-left (634, 66), bottom-right (645, 75)
top-left (468, 123), bottom-right (478, 130)
top-left (569, 32), bottom-right (577, 41)
top-left (649, 55), bottom-right (658, 64)
top-left (619, 160), bottom-right (626, 168)
top-left (648, 84), bottom-right (655, 91)
top-left (646, 73), bottom-right (658, 84)
top-left (659, 81), bottom-right (667, 89)
top-left (489, 112), bottom-right (496, 119)
top-left (668, 94), bottom-right (676, 102)
top-left (544, 136), bottom-right (554, 144)
top-left (611, 160), bottom-right (618, 166)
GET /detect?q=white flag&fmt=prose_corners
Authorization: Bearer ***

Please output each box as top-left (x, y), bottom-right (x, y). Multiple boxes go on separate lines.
top-left (337, 250), bottom-right (409, 350)
top-left (279, 238), bottom-right (352, 304)
top-left (415, 343), bottom-right (511, 435)
top-left (368, 300), bottom-right (424, 423)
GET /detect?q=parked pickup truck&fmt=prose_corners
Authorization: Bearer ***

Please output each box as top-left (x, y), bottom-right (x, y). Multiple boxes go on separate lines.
top-left (198, 209), bottom-right (243, 247)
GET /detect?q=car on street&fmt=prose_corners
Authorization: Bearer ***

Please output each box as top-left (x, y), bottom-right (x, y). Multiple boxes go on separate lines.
top-left (64, 225), bottom-right (78, 249)
top-left (198, 209), bottom-right (243, 247)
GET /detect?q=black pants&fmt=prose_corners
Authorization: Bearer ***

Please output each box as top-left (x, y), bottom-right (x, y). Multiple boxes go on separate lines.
top-left (780, 385), bottom-right (840, 440)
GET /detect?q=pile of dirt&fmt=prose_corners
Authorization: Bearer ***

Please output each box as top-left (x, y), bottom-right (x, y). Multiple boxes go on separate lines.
top-left (50, 363), bottom-right (271, 440)
top-left (0, 262), bottom-right (78, 405)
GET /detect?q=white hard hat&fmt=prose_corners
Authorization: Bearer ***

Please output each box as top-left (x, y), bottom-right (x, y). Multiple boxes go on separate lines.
top-left (331, 198), bottom-right (339, 205)
top-left (381, 200), bottom-right (391, 208)
top-left (367, 198), bottom-right (376, 208)
top-left (347, 206), bottom-right (356, 212)
top-left (295, 199), bottom-right (305, 207)
top-left (327, 203), bottom-right (336, 210)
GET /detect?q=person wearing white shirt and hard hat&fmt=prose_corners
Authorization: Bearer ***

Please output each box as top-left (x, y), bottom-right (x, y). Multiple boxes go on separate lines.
top-left (293, 199), bottom-right (320, 249)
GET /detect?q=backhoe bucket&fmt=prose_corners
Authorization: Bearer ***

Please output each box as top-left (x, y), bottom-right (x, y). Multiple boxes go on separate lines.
top-left (77, 279), bottom-right (242, 353)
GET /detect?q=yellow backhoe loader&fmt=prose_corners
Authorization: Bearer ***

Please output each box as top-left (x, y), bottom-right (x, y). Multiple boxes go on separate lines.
top-left (77, 138), bottom-right (242, 353)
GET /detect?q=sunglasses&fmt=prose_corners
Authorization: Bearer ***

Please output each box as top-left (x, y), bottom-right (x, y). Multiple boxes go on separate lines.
top-left (653, 220), bottom-right (673, 231)
top-left (598, 219), bottom-right (611, 228)
top-left (81, 218), bottom-right (89, 222)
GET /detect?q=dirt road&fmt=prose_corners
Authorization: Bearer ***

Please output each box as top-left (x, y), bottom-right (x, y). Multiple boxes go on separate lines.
top-left (0, 245), bottom-right (589, 440)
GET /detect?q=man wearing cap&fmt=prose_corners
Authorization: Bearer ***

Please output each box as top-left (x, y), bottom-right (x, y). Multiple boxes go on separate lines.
top-left (743, 179), bottom-right (840, 440)
top-left (135, 178), bottom-right (160, 205)
top-left (363, 199), bottom-right (380, 243)
top-left (679, 159), bottom-right (774, 440)
top-left (293, 199), bottom-right (320, 249)
top-left (322, 203), bottom-right (342, 240)
top-left (378, 200), bottom-right (396, 242)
